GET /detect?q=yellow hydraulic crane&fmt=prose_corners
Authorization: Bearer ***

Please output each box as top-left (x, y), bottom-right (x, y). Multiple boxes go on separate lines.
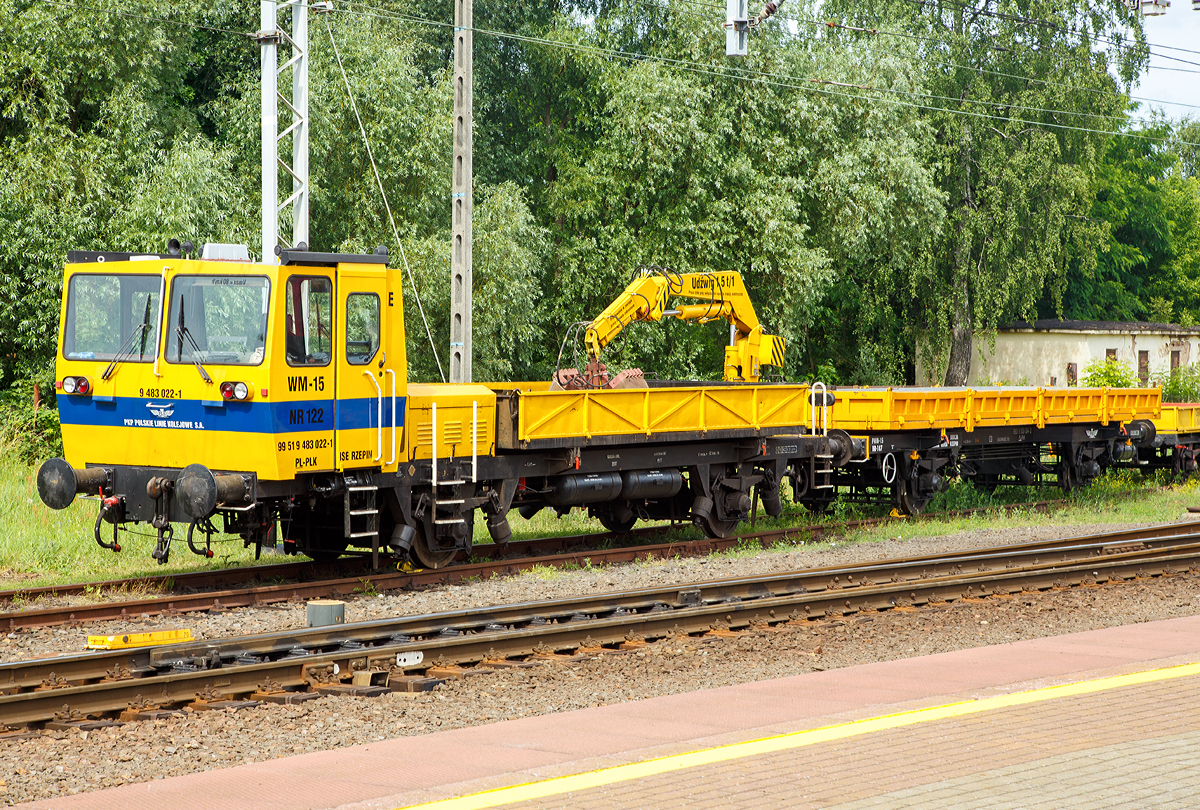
top-left (583, 267), bottom-right (785, 383)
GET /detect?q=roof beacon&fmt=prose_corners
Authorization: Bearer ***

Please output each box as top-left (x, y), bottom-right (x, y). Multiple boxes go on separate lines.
top-left (200, 243), bottom-right (251, 261)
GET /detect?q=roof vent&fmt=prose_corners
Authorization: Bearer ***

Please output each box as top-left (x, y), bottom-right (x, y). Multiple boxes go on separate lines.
top-left (200, 243), bottom-right (251, 261)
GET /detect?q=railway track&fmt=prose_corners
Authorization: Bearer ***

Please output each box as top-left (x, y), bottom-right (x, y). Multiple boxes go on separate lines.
top-left (2, 520), bottom-right (1198, 729)
top-left (0, 500), bottom-right (1075, 631)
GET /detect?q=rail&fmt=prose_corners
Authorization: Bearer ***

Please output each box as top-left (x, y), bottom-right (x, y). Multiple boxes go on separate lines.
top-left (3, 521), bottom-right (1199, 727)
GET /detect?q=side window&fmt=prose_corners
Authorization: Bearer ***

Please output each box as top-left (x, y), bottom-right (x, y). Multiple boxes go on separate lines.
top-left (345, 293), bottom-right (380, 365)
top-left (286, 276), bottom-right (332, 366)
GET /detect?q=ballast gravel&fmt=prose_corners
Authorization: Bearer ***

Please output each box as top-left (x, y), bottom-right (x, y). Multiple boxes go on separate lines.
top-left (3, 518), bottom-right (1200, 804)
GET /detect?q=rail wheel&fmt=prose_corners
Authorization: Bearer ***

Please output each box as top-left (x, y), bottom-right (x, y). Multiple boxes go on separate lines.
top-left (700, 513), bottom-right (740, 539)
top-left (1058, 459), bottom-right (1080, 493)
top-left (898, 481), bottom-right (928, 516)
top-left (598, 511), bottom-right (637, 534)
top-left (411, 520), bottom-right (460, 569)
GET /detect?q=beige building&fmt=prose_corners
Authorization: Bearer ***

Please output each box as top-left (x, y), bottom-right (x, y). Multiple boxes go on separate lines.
top-left (916, 320), bottom-right (1200, 387)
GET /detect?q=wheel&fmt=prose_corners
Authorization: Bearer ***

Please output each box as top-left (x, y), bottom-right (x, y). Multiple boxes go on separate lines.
top-left (897, 481), bottom-right (928, 516)
top-left (412, 523), bottom-right (458, 569)
top-left (598, 511), bottom-right (637, 534)
top-left (700, 513), bottom-right (740, 539)
top-left (1059, 460), bottom-right (1079, 493)
top-left (411, 509), bottom-right (473, 569)
top-left (899, 488), bottom-right (928, 516)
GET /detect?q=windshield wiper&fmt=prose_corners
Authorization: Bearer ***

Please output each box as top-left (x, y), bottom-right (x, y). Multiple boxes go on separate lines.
top-left (175, 295), bottom-right (212, 384)
top-left (102, 294), bottom-right (155, 380)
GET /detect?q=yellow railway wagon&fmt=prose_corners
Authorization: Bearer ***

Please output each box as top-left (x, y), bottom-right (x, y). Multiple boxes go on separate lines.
top-left (810, 384), bottom-right (1163, 516)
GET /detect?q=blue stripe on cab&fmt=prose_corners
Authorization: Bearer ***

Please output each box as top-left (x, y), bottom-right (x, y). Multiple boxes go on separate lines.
top-left (336, 396), bottom-right (403, 431)
top-left (57, 395), bottom-right (404, 434)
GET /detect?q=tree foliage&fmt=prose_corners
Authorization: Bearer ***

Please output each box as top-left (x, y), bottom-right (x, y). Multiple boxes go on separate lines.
top-left (0, 0), bottom-right (1198, 405)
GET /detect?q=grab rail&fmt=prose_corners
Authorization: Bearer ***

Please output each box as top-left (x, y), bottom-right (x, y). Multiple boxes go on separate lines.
top-left (363, 370), bottom-right (383, 462)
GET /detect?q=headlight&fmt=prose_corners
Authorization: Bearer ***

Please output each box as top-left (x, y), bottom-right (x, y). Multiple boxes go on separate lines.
top-left (220, 382), bottom-right (252, 401)
top-left (62, 377), bottom-right (77, 394)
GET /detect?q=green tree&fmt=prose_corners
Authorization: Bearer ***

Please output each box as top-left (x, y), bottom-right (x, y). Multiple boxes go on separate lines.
top-left (823, 0), bottom-right (1147, 385)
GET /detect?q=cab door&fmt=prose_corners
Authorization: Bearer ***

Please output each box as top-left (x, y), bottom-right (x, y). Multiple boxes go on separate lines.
top-left (335, 264), bottom-right (399, 473)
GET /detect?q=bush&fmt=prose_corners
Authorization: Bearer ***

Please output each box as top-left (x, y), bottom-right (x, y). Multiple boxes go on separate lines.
top-left (1081, 357), bottom-right (1138, 388)
top-left (0, 368), bottom-right (63, 464)
top-left (1154, 364), bottom-right (1200, 403)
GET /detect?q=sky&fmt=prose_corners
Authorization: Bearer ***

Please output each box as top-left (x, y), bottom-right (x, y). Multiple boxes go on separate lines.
top-left (1132, 3), bottom-right (1200, 120)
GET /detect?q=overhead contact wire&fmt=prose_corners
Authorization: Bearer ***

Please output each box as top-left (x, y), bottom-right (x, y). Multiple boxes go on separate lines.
top-left (323, 14), bottom-right (447, 382)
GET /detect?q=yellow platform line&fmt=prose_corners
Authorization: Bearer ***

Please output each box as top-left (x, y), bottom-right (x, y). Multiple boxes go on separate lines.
top-left (395, 661), bottom-right (1200, 810)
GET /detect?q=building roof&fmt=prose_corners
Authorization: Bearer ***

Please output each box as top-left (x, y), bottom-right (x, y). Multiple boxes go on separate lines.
top-left (1003, 319), bottom-right (1200, 335)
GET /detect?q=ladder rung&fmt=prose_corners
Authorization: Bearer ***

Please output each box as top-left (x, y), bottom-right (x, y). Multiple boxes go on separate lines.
top-left (814, 484), bottom-right (835, 489)
top-left (436, 499), bottom-right (465, 505)
top-left (347, 485), bottom-right (378, 492)
top-left (437, 479), bottom-right (466, 486)
top-left (815, 454), bottom-right (834, 458)
top-left (348, 531), bottom-right (379, 538)
top-left (348, 509), bottom-right (378, 516)
top-left (434, 518), bottom-right (466, 525)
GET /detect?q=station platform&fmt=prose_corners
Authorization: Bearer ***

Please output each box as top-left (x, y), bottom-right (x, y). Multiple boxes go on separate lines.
top-left (21, 614), bottom-right (1200, 810)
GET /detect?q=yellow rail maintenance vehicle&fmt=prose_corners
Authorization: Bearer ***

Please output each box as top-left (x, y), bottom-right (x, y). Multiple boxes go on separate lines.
top-left (37, 245), bottom-right (856, 567)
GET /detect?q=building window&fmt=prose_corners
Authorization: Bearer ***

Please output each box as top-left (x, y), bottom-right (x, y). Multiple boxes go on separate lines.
top-left (1138, 350), bottom-right (1149, 386)
top-left (1106, 348), bottom-right (1117, 361)
top-left (1172, 350), bottom-right (1181, 372)
top-left (1067, 362), bottom-right (1077, 386)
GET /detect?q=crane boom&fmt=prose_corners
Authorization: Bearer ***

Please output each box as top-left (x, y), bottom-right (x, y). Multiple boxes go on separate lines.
top-left (583, 268), bottom-right (784, 382)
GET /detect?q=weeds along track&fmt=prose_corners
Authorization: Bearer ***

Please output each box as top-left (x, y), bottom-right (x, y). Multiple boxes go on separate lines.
top-left (2, 521), bottom-right (1199, 729)
top-left (0, 501), bottom-right (1076, 631)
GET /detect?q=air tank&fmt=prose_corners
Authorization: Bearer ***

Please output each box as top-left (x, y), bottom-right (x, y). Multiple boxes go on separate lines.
top-left (545, 473), bottom-right (623, 506)
top-left (619, 469), bottom-right (683, 500)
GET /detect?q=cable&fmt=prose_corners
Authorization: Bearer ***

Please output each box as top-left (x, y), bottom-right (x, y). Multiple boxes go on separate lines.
top-left (882, 0), bottom-right (1200, 66)
top-left (618, 0), bottom-right (1200, 112)
top-left (793, 14), bottom-right (1200, 112)
top-left (323, 14), bottom-right (447, 382)
top-left (327, 1), bottom-right (1200, 146)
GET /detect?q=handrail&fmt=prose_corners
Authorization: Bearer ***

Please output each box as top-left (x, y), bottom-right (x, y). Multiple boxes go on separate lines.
top-left (362, 370), bottom-right (382, 462)
top-left (810, 381), bottom-right (828, 437)
top-left (386, 369), bottom-right (397, 466)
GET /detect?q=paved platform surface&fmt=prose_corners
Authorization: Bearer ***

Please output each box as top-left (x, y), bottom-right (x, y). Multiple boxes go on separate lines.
top-left (20, 614), bottom-right (1200, 810)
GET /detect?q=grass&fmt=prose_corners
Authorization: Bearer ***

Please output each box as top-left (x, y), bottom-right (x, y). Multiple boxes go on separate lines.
top-left (4, 445), bottom-right (1199, 592)
top-left (0, 451), bottom-right (264, 591)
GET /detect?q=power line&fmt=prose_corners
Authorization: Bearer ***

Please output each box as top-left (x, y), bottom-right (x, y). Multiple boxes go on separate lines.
top-left (886, 0), bottom-right (1200, 65)
top-left (800, 16), bottom-right (1200, 113)
top-left (328, 0), bottom-right (1200, 146)
top-left (24, 0), bottom-right (1199, 144)
top-left (609, 0), bottom-right (1200, 112)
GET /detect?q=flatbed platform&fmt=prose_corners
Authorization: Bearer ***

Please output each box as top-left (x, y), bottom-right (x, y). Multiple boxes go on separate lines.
top-left (20, 614), bottom-right (1200, 810)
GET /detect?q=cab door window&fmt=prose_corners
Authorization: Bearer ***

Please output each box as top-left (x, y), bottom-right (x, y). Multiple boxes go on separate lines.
top-left (345, 293), bottom-right (380, 365)
top-left (286, 276), bottom-right (332, 366)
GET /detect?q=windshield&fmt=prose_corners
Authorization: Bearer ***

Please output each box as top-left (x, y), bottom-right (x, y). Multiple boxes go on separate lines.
top-left (166, 275), bottom-right (270, 366)
top-left (63, 274), bottom-right (163, 362)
